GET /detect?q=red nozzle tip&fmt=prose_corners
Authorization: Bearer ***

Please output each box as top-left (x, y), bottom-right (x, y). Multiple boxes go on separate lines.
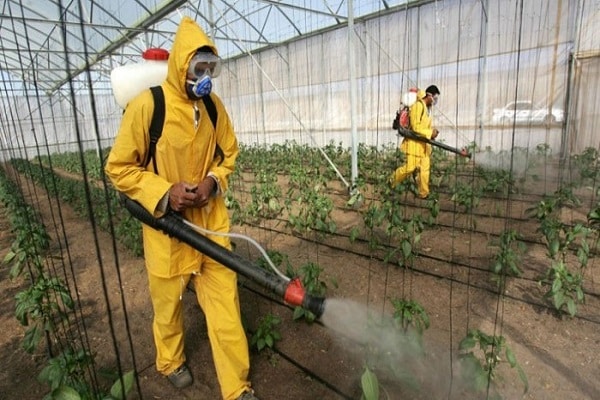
top-left (283, 278), bottom-right (306, 307)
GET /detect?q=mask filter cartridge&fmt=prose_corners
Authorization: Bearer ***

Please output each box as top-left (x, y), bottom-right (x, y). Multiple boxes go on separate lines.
top-left (187, 73), bottom-right (212, 98)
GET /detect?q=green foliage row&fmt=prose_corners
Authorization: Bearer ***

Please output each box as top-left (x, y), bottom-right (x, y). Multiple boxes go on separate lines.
top-left (10, 158), bottom-right (143, 257)
top-left (32, 142), bottom-right (600, 203)
top-left (526, 186), bottom-right (594, 317)
top-left (37, 148), bottom-right (109, 181)
top-left (1, 166), bottom-right (133, 399)
top-left (0, 168), bottom-right (70, 355)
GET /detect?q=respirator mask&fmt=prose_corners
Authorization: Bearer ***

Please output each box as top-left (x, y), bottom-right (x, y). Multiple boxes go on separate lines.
top-left (186, 51), bottom-right (222, 99)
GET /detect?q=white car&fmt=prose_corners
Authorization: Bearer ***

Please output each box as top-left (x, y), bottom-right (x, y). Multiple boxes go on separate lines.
top-left (492, 100), bottom-right (564, 124)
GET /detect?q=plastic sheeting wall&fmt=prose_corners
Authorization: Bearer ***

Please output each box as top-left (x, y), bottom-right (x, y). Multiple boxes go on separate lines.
top-left (0, 93), bottom-right (121, 159)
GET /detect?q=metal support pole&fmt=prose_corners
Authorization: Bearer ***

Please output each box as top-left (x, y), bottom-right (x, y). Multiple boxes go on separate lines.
top-left (348, 0), bottom-right (358, 195)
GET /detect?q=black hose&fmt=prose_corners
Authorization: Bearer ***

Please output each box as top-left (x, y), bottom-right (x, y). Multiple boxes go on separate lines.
top-left (119, 193), bottom-right (289, 294)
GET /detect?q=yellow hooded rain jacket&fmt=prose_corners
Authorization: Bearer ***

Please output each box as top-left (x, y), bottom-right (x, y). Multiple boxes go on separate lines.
top-left (105, 17), bottom-right (239, 279)
top-left (400, 90), bottom-right (434, 157)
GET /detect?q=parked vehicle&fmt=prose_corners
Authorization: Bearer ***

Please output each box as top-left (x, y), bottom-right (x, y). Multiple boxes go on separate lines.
top-left (492, 100), bottom-right (564, 124)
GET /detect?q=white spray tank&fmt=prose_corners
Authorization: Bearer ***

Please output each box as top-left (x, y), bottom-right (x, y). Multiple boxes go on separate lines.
top-left (401, 87), bottom-right (419, 108)
top-left (110, 48), bottom-right (169, 109)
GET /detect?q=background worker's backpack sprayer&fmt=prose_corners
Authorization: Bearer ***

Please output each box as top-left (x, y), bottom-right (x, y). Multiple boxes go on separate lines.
top-left (392, 87), bottom-right (418, 130)
top-left (110, 48), bottom-right (221, 172)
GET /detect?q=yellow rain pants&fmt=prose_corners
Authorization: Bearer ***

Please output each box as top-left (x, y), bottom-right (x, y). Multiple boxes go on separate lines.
top-left (391, 148), bottom-right (431, 198)
top-left (148, 258), bottom-right (250, 400)
top-left (390, 97), bottom-right (435, 198)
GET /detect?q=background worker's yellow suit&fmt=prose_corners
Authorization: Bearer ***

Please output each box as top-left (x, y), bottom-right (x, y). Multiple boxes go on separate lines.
top-left (105, 17), bottom-right (252, 400)
top-left (390, 91), bottom-right (435, 198)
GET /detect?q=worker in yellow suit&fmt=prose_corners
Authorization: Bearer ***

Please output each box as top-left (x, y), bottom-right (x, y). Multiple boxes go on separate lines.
top-left (105, 16), bottom-right (259, 400)
top-left (390, 85), bottom-right (440, 199)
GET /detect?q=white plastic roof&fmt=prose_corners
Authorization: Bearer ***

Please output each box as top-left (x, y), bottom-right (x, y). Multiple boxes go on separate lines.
top-left (0, 0), bottom-right (412, 95)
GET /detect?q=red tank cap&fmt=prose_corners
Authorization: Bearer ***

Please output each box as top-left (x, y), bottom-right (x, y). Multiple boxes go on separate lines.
top-left (142, 48), bottom-right (169, 61)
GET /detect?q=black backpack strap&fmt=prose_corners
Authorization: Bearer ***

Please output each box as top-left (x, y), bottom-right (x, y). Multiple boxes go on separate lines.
top-left (144, 86), bottom-right (165, 172)
top-left (202, 95), bottom-right (224, 166)
top-left (201, 94), bottom-right (218, 129)
top-left (142, 90), bottom-right (223, 172)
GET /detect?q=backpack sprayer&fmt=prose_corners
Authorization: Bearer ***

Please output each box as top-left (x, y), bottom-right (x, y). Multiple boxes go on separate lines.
top-left (394, 88), bottom-right (471, 159)
top-left (110, 50), bottom-right (325, 319)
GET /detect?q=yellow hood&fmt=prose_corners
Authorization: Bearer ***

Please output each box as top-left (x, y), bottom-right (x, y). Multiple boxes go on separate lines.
top-left (165, 16), bottom-right (219, 97)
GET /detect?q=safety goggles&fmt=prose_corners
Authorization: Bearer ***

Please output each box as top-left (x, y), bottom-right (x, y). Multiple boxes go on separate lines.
top-left (187, 51), bottom-right (222, 79)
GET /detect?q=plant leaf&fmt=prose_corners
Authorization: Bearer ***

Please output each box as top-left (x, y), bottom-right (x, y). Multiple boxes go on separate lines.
top-left (505, 347), bottom-right (517, 367)
top-left (110, 370), bottom-right (135, 400)
top-left (360, 366), bottom-right (379, 400)
top-left (52, 385), bottom-right (81, 400)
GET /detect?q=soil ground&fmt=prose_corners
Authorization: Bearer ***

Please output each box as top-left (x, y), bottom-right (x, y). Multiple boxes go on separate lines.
top-left (1, 165), bottom-right (599, 400)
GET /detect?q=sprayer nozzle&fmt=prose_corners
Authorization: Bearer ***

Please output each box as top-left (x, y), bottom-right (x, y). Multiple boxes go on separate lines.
top-left (304, 295), bottom-right (326, 319)
top-left (283, 278), bottom-right (326, 319)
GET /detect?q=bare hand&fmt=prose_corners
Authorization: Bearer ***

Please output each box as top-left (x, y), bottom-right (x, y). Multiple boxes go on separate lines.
top-left (169, 182), bottom-right (198, 212)
top-left (431, 128), bottom-right (439, 140)
top-left (193, 177), bottom-right (216, 209)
